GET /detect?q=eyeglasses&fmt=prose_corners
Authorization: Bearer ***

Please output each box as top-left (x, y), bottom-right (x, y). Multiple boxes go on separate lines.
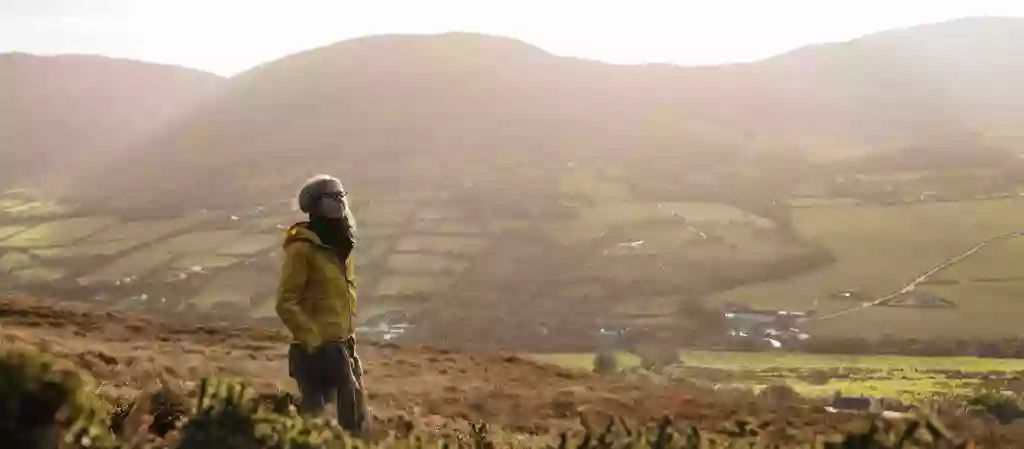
top-left (321, 191), bottom-right (347, 201)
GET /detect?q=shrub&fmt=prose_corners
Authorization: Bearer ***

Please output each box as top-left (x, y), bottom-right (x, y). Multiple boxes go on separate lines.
top-left (0, 346), bottom-right (991, 448)
top-left (967, 392), bottom-right (1024, 425)
top-left (0, 346), bottom-right (117, 449)
top-left (110, 382), bottom-right (190, 439)
top-left (756, 383), bottom-right (802, 408)
top-left (176, 377), bottom-right (354, 449)
top-left (804, 369), bottom-right (832, 386)
top-left (592, 352), bottom-right (618, 375)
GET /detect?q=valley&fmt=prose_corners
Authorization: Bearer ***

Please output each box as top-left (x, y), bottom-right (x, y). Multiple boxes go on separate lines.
top-left (4, 293), bottom-right (1024, 447)
top-left (4, 14), bottom-right (1024, 448)
top-left (3, 17), bottom-right (1024, 356)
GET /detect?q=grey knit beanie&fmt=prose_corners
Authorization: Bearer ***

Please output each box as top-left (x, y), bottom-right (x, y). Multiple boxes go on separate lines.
top-left (297, 174), bottom-right (345, 215)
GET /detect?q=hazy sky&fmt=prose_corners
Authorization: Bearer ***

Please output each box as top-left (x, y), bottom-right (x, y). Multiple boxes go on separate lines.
top-left (3, 0), bottom-right (1024, 76)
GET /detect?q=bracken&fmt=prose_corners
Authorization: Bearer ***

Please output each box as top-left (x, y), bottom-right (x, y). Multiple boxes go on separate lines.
top-left (0, 347), bottom-right (997, 449)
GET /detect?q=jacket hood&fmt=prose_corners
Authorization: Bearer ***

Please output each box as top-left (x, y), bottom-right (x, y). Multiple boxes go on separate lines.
top-left (283, 222), bottom-right (323, 248)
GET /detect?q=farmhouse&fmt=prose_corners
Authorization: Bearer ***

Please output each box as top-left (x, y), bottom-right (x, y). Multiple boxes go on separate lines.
top-left (830, 289), bottom-right (867, 301)
top-left (722, 305), bottom-right (811, 348)
top-left (724, 305), bottom-right (807, 328)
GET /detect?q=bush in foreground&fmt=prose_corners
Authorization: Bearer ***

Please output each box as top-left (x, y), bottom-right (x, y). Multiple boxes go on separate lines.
top-left (0, 346), bottom-right (990, 448)
top-left (966, 392), bottom-right (1024, 425)
top-left (0, 346), bottom-right (117, 448)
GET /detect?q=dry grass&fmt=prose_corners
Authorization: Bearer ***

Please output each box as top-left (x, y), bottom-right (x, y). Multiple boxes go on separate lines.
top-left (532, 349), bottom-right (1024, 404)
top-left (2, 294), bottom-right (1020, 447)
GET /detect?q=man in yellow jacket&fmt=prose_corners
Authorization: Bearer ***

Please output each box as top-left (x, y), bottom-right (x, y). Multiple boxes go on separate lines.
top-left (275, 174), bottom-right (367, 436)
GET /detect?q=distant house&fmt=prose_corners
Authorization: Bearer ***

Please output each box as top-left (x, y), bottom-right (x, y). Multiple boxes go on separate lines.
top-left (827, 396), bottom-right (874, 412)
top-left (724, 310), bottom-right (778, 324)
top-left (830, 289), bottom-right (866, 301)
top-left (723, 307), bottom-right (812, 349)
top-left (723, 305), bottom-right (808, 334)
top-left (825, 395), bottom-right (914, 418)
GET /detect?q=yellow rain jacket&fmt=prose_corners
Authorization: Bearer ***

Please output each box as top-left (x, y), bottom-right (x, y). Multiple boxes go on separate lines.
top-left (275, 222), bottom-right (357, 351)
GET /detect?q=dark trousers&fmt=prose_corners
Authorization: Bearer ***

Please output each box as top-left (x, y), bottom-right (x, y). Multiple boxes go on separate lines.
top-left (288, 338), bottom-right (368, 436)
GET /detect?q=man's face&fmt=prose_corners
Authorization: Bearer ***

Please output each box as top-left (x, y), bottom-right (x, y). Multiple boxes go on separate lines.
top-left (316, 180), bottom-right (348, 219)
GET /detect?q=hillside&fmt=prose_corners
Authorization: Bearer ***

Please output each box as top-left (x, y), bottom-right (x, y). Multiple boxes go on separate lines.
top-left (682, 17), bottom-right (1024, 159)
top-left (62, 33), bottom-right (690, 210)
top-left (6, 294), bottom-right (1016, 448)
top-left (2, 18), bottom-right (1024, 351)
top-left (0, 53), bottom-right (225, 189)
top-left (51, 17), bottom-right (1024, 208)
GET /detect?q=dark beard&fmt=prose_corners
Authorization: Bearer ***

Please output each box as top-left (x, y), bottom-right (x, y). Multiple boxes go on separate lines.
top-left (308, 216), bottom-right (355, 263)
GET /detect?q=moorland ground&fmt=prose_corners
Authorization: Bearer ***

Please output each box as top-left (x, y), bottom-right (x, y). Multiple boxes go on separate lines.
top-left (6, 294), bottom-right (1024, 448)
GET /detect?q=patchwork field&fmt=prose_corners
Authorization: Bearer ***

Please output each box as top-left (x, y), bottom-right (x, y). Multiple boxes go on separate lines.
top-left (0, 216), bottom-right (117, 248)
top-left (548, 200), bottom-right (773, 247)
top-left (0, 195), bottom-right (73, 219)
top-left (705, 198), bottom-right (1024, 338)
top-left (6, 184), bottom-right (1023, 350)
top-left (1, 182), bottom-right (819, 326)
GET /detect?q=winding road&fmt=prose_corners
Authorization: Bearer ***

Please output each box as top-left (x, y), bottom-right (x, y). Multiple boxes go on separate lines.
top-left (802, 231), bottom-right (1023, 323)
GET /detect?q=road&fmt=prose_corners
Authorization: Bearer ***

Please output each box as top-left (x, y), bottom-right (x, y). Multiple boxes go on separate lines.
top-left (803, 231), bottom-right (1023, 323)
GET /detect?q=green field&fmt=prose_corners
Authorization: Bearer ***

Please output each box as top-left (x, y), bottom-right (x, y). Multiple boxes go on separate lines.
top-left (0, 225), bottom-right (25, 241)
top-left (0, 199), bottom-right (73, 219)
top-left (548, 200), bottom-right (778, 253)
top-left (171, 254), bottom-right (240, 271)
top-left (0, 216), bottom-right (116, 248)
top-left (76, 229), bottom-right (247, 285)
top-left (356, 201), bottom-right (415, 226)
top-left (30, 240), bottom-right (146, 259)
top-left (932, 236), bottom-right (1024, 281)
top-left (412, 220), bottom-right (484, 235)
top-left (384, 253), bottom-right (468, 274)
top-left (659, 201), bottom-right (775, 228)
top-left (816, 236), bottom-right (1024, 339)
top-left (0, 252), bottom-right (33, 273)
top-left (83, 214), bottom-right (214, 245)
top-left (394, 235), bottom-right (488, 254)
top-left (188, 266), bottom-right (276, 309)
top-left (214, 233), bottom-right (278, 257)
top-left (9, 266), bottom-right (66, 285)
top-left (706, 198), bottom-right (1024, 338)
top-left (530, 350), bottom-right (1024, 401)
top-left (372, 274), bottom-right (456, 296)
top-left (787, 197), bottom-right (863, 208)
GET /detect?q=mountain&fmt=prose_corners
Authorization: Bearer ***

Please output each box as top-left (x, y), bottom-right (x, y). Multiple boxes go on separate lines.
top-left (0, 54), bottom-right (225, 189)
top-left (62, 33), bottom-right (698, 211)
top-left (687, 16), bottom-right (1024, 158)
top-left (2, 18), bottom-right (1023, 350)
top-left (58, 17), bottom-right (1024, 211)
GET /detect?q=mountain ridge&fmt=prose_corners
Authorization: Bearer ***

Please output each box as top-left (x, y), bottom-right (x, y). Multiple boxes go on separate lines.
top-left (54, 17), bottom-right (1024, 209)
top-left (0, 52), bottom-right (222, 76)
top-left (1, 17), bottom-right (1023, 348)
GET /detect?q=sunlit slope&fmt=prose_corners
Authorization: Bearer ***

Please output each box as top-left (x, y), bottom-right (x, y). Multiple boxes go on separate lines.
top-left (4, 18), bottom-right (1024, 346)
top-left (0, 53), bottom-right (224, 189)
